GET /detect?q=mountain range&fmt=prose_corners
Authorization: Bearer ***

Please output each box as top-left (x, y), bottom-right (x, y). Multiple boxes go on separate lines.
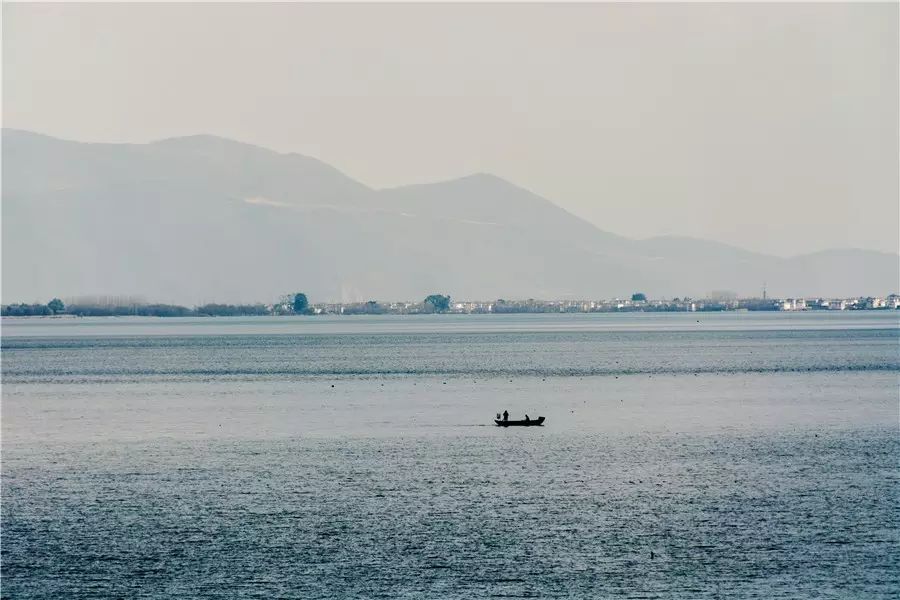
top-left (3, 128), bottom-right (897, 305)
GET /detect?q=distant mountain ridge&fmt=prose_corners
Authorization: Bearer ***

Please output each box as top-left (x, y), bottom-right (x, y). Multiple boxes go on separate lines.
top-left (3, 129), bottom-right (897, 304)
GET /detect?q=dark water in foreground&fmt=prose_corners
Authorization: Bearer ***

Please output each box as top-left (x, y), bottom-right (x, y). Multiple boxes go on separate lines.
top-left (2, 313), bottom-right (899, 598)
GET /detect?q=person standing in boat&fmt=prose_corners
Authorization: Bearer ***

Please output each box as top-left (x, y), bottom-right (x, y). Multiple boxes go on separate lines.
top-left (502, 410), bottom-right (509, 422)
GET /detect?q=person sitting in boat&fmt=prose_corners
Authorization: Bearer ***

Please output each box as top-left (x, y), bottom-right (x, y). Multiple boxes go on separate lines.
top-left (525, 414), bottom-right (530, 422)
top-left (502, 410), bottom-right (509, 421)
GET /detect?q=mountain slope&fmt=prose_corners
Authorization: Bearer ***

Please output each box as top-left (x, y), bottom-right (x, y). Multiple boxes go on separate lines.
top-left (3, 129), bottom-right (896, 304)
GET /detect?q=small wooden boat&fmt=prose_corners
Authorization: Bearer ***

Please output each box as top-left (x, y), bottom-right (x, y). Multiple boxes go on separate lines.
top-left (495, 416), bottom-right (545, 427)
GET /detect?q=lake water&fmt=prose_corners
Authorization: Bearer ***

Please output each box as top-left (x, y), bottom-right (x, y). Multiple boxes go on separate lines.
top-left (2, 312), bottom-right (898, 598)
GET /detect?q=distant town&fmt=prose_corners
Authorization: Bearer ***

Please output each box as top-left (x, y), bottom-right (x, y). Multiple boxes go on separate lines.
top-left (3, 291), bottom-right (900, 318)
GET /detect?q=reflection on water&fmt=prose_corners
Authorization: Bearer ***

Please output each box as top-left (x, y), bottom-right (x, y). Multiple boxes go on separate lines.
top-left (3, 310), bottom-right (899, 337)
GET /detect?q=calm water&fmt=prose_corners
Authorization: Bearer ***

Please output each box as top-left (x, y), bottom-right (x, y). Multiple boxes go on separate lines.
top-left (2, 312), bottom-right (898, 598)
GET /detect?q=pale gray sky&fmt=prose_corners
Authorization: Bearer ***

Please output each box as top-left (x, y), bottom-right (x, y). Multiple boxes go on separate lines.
top-left (4, 2), bottom-right (897, 256)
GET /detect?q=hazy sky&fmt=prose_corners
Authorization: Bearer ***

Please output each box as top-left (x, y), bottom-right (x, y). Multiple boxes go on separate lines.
top-left (4, 2), bottom-right (897, 256)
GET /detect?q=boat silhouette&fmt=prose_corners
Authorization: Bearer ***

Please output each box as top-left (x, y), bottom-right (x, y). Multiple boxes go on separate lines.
top-left (494, 416), bottom-right (545, 427)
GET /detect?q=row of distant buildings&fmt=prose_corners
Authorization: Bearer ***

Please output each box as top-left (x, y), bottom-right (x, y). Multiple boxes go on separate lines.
top-left (784, 296), bottom-right (900, 311)
top-left (304, 294), bottom-right (900, 315)
top-left (698, 295), bottom-right (900, 312)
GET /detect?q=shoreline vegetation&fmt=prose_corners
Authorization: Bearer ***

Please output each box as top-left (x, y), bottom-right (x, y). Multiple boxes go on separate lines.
top-left (2, 292), bottom-right (899, 318)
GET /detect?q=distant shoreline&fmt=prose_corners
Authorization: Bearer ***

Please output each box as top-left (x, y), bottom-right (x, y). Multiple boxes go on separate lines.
top-left (4, 293), bottom-right (899, 318)
top-left (3, 308), bottom-right (898, 320)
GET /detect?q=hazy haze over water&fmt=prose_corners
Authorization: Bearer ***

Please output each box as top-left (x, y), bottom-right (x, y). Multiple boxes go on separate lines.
top-left (4, 3), bottom-right (899, 595)
top-left (3, 2), bottom-right (897, 256)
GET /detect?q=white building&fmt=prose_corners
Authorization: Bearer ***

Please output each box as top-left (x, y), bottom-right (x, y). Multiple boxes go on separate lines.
top-left (866, 297), bottom-right (886, 309)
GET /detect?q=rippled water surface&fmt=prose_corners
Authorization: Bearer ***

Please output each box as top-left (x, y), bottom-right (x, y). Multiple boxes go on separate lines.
top-left (3, 313), bottom-right (898, 598)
